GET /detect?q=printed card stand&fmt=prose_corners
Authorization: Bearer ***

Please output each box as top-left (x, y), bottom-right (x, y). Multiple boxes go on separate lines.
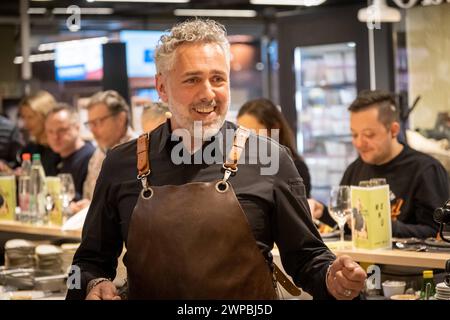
top-left (0, 176), bottom-right (17, 221)
top-left (351, 185), bottom-right (392, 250)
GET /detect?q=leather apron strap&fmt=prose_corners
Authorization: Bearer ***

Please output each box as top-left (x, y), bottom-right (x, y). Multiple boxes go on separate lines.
top-left (137, 133), bottom-right (151, 191)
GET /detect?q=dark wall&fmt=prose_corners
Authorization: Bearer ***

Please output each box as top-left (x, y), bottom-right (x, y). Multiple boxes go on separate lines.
top-left (0, 25), bottom-right (18, 83)
top-left (277, 5), bottom-right (395, 133)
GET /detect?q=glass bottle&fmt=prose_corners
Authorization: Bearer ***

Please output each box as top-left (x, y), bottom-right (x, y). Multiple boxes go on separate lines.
top-left (17, 153), bottom-right (32, 222)
top-left (420, 270), bottom-right (436, 300)
top-left (21, 153), bottom-right (32, 176)
top-left (29, 154), bottom-right (48, 224)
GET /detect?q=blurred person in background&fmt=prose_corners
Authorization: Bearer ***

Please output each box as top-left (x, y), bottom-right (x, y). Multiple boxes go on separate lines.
top-left (69, 90), bottom-right (136, 212)
top-left (0, 115), bottom-right (24, 172)
top-left (140, 101), bottom-right (172, 133)
top-left (19, 90), bottom-right (60, 176)
top-left (311, 90), bottom-right (449, 238)
top-left (45, 104), bottom-right (95, 201)
top-left (237, 98), bottom-right (312, 198)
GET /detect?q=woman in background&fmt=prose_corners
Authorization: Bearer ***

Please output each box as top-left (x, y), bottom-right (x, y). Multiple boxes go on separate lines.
top-left (19, 90), bottom-right (60, 176)
top-left (237, 98), bottom-right (312, 197)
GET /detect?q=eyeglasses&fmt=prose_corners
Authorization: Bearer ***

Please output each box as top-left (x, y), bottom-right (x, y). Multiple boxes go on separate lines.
top-left (84, 113), bottom-right (117, 129)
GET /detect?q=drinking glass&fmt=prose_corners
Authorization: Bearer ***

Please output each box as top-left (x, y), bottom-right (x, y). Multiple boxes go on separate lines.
top-left (329, 186), bottom-right (352, 244)
top-left (369, 178), bottom-right (387, 186)
top-left (358, 180), bottom-right (371, 187)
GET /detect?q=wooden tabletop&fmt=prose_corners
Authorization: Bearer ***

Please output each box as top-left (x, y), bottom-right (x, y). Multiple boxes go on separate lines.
top-left (329, 241), bottom-right (450, 269)
top-left (0, 220), bottom-right (81, 240)
top-left (272, 241), bottom-right (450, 269)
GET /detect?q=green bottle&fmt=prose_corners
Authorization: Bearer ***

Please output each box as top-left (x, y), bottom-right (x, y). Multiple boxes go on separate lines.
top-left (420, 270), bottom-right (436, 300)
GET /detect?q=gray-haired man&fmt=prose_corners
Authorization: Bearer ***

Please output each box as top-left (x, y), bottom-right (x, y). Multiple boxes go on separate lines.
top-left (67, 19), bottom-right (365, 301)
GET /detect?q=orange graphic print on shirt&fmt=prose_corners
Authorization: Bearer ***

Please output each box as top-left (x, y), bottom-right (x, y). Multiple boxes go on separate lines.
top-left (391, 198), bottom-right (404, 221)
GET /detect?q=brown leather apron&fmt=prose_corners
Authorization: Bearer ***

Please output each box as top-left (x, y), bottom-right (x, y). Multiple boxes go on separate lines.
top-left (126, 128), bottom-right (278, 299)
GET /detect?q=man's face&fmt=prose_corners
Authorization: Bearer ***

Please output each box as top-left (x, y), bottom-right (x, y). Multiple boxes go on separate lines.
top-left (87, 103), bottom-right (126, 149)
top-left (156, 42), bottom-right (230, 139)
top-left (45, 110), bottom-right (79, 157)
top-left (350, 106), bottom-right (397, 165)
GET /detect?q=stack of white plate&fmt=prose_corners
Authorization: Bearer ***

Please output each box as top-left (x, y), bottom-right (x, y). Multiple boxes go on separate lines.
top-left (435, 282), bottom-right (450, 300)
top-left (35, 245), bottom-right (63, 274)
top-left (4, 239), bottom-right (35, 268)
top-left (60, 243), bottom-right (80, 274)
top-left (0, 290), bottom-right (46, 300)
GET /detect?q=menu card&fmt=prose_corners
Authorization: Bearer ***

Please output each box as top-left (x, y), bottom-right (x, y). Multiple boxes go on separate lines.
top-left (0, 175), bottom-right (16, 221)
top-left (350, 185), bottom-right (392, 250)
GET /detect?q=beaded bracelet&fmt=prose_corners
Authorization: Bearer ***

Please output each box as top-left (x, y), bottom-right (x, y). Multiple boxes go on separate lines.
top-left (325, 263), bottom-right (334, 290)
top-left (87, 277), bottom-right (112, 294)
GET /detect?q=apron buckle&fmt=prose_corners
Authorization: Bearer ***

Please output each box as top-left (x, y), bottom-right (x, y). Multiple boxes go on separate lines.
top-left (137, 171), bottom-right (151, 190)
top-left (221, 165), bottom-right (237, 182)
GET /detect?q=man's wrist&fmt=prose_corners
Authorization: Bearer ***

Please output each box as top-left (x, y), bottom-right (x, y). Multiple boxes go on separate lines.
top-left (87, 277), bottom-right (112, 294)
top-left (325, 263), bottom-right (335, 297)
top-left (325, 264), bottom-right (332, 287)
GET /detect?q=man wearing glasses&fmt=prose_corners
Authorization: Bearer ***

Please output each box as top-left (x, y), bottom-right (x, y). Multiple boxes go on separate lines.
top-left (71, 90), bottom-right (137, 212)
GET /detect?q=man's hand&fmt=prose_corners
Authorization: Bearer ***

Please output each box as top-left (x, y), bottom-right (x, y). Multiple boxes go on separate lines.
top-left (307, 198), bottom-right (324, 220)
top-left (70, 199), bottom-right (90, 214)
top-left (86, 280), bottom-right (121, 300)
top-left (326, 255), bottom-right (366, 300)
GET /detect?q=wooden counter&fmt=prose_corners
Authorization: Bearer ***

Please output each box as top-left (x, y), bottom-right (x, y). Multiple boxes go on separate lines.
top-left (272, 241), bottom-right (450, 269)
top-left (0, 220), bottom-right (81, 240)
top-left (329, 241), bottom-right (450, 269)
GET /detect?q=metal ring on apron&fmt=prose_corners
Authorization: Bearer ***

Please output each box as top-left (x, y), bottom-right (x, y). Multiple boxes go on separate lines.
top-left (215, 180), bottom-right (229, 193)
top-left (141, 187), bottom-right (154, 199)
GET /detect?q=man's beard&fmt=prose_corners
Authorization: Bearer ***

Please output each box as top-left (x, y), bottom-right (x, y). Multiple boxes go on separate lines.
top-left (171, 100), bottom-right (227, 141)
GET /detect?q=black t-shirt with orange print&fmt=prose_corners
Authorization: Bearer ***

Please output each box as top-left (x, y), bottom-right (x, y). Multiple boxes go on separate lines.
top-left (340, 144), bottom-right (449, 239)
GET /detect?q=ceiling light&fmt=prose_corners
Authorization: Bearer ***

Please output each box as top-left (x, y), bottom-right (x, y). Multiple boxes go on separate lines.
top-left (14, 53), bottom-right (56, 64)
top-left (52, 7), bottom-right (114, 15)
top-left (38, 37), bottom-right (109, 51)
top-left (87, 0), bottom-right (190, 3)
top-left (27, 8), bottom-right (47, 14)
top-left (228, 35), bottom-right (255, 43)
top-left (174, 9), bottom-right (257, 18)
top-left (250, 0), bottom-right (326, 6)
top-left (358, 0), bottom-right (401, 23)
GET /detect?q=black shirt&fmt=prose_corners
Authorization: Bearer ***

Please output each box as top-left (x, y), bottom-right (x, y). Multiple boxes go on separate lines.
top-left (294, 157), bottom-right (312, 198)
top-left (57, 142), bottom-right (95, 201)
top-left (322, 144), bottom-right (449, 238)
top-left (68, 121), bottom-right (335, 299)
top-left (22, 142), bottom-right (60, 176)
top-left (0, 116), bottom-right (23, 168)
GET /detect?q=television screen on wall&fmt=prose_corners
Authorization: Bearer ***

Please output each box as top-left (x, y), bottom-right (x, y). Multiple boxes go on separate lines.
top-left (135, 88), bottom-right (160, 101)
top-left (119, 30), bottom-right (165, 78)
top-left (54, 38), bottom-right (105, 81)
